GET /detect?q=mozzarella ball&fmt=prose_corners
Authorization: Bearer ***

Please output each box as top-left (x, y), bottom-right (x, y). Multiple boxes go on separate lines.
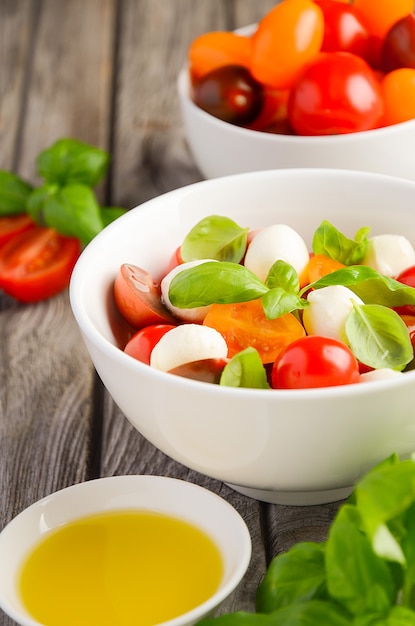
top-left (161, 260), bottom-right (217, 322)
top-left (150, 324), bottom-right (228, 372)
top-left (363, 234), bottom-right (415, 278)
top-left (244, 224), bottom-right (309, 282)
top-left (302, 285), bottom-right (364, 344)
top-left (359, 368), bottom-right (404, 383)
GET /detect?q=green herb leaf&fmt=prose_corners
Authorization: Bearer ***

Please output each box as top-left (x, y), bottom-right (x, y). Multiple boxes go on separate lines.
top-left (304, 266), bottom-right (415, 308)
top-left (261, 288), bottom-right (309, 320)
top-left (180, 215), bottom-right (249, 263)
top-left (312, 220), bottom-right (370, 265)
top-left (256, 542), bottom-right (327, 613)
top-left (265, 260), bottom-right (300, 293)
top-left (0, 171), bottom-right (33, 216)
top-left (100, 206), bottom-right (127, 227)
top-left (220, 348), bottom-right (270, 389)
top-left (325, 505), bottom-right (396, 616)
top-left (169, 261), bottom-right (268, 309)
top-left (354, 606), bottom-right (415, 626)
top-left (36, 138), bottom-right (110, 187)
top-left (30, 183), bottom-right (104, 246)
top-left (345, 303), bottom-right (413, 371)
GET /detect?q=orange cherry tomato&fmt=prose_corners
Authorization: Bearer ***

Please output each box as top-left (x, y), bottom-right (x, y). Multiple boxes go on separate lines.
top-left (381, 68), bottom-right (415, 126)
top-left (0, 214), bottom-right (36, 248)
top-left (114, 264), bottom-right (178, 329)
top-left (188, 31), bottom-right (253, 84)
top-left (203, 298), bottom-right (305, 364)
top-left (251, 0), bottom-right (324, 89)
top-left (0, 226), bottom-right (80, 302)
top-left (301, 253), bottom-right (346, 286)
top-left (352, 0), bottom-right (413, 40)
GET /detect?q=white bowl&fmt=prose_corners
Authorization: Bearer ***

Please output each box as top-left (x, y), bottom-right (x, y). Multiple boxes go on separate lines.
top-left (177, 66), bottom-right (415, 182)
top-left (0, 476), bottom-right (251, 626)
top-left (70, 169), bottom-right (415, 506)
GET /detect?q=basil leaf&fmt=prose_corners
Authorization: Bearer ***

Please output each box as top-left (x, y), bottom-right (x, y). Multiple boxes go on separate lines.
top-left (26, 183), bottom-right (58, 224)
top-left (354, 606), bottom-right (415, 626)
top-left (256, 542), bottom-right (327, 613)
top-left (41, 184), bottom-right (104, 246)
top-left (325, 505), bottom-right (396, 616)
top-left (180, 215), bottom-right (249, 263)
top-left (220, 348), bottom-right (269, 389)
top-left (265, 260), bottom-right (300, 293)
top-left (345, 304), bottom-right (413, 371)
top-left (305, 266), bottom-right (415, 308)
top-left (0, 171), bottom-right (33, 216)
top-left (100, 206), bottom-right (127, 227)
top-left (169, 261), bottom-right (268, 308)
top-left (36, 138), bottom-right (109, 187)
top-left (262, 288), bottom-right (308, 320)
top-left (198, 613), bottom-right (273, 626)
top-left (312, 220), bottom-right (370, 265)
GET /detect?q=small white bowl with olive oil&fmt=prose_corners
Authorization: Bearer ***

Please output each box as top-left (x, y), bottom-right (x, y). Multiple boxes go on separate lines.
top-left (0, 475), bottom-right (251, 626)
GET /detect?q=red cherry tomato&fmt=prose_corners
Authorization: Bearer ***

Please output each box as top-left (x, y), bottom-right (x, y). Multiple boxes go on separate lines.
top-left (0, 226), bottom-right (80, 302)
top-left (394, 265), bottom-right (415, 316)
top-left (313, 0), bottom-right (372, 61)
top-left (288, 51), bottom-right (384, 135)
top-left (271, 335), bottom-right (360, 389)
top-left (193, 65), bottom-right (264, 126)
top-left (382, 13), bottom-right (415, 72)
top-left (114, 263), bottom-right (178, 329)
top-left (0, 214), bottom-right (36, 247)
top-left (124, 324), bottom-right (177, 364)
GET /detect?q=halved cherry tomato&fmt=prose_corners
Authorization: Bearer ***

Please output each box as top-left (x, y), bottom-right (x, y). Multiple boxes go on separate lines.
top-left (124, 324), bottom-right (177, 364)
top-left (271, 335), bottom-right (360, 389)
top-left (0, 226), bottom-right (80, 302)
top-left (168, 358), bottom-right (230, 384)
top-left (0, 214), bottom-right (36, 248)
top-left (288, 51), bottom-right (384, 135)
top-left (203, 298), bottom-right (305, 364)
top-left (114, 263), bottom-right (178, 329)
top-left (301, 253), bottom-right (346, 287)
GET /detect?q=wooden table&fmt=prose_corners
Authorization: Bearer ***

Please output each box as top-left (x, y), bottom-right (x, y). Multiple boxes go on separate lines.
top-left (0, 2), bottom-right (342, 623)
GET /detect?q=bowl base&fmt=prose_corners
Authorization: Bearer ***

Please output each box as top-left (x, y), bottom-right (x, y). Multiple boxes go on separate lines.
top-left (226, 483), bottom-right (353, 506)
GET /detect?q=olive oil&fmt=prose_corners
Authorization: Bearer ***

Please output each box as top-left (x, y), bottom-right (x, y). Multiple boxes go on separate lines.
top-left (19, 510), bottom-right (223, 626)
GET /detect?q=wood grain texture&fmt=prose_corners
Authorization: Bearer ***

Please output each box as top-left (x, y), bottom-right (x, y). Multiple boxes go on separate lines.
top-left (0, 2), bottom-right (345, 625)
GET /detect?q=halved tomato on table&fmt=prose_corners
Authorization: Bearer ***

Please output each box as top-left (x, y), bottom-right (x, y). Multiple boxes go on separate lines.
top-left (0, 226), bottom-right (80, 302)
top-left (0, 214), bottom-right (36, 248)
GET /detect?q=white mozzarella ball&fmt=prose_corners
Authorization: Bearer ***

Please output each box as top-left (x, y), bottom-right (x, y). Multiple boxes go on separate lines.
top-left (302, 285), bottom-right (364, 344)
top-left (359, 368), bottom-right (404, 383)
top-left (363, 234), bottom-right (415, 278)
top-left (150, 324), bottom-right (228, 372)
top-left (161, 260), bottom-right (217, 323)
top-left (244, 224), bottom-right (310, 282)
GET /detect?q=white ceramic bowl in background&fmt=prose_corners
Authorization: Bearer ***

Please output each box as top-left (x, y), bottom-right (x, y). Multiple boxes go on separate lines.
top-left (70, 169), bottom-right (415, 506)
top-left (177, 65), bottom-right (415, 182)
top-left (0, 475), bottom-right (251, 626)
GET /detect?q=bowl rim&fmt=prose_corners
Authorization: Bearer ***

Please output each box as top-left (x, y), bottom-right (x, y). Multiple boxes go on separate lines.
top-left (0, 475), bottom-right (252, 626)
top-left (69, 168), bottom-right (415, 400)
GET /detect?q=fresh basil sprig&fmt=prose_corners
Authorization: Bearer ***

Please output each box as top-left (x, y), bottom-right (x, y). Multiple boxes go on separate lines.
top-left (0, 138), bottom-right (126, 246)
top-left (312, 220), bottom-right (370, 265)
top-left (220, 348), bottom-right (270, 389)
top-left (180, 215), bottom-right (249, 263)
top-left (199, 454), bottom-right (415, 626)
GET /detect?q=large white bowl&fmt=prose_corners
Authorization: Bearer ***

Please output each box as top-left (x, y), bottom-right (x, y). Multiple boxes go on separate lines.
top-left (0, 476), bottom-right (251, 626)
top-left (70, 169), bottom-right (415, 506)
top-left (177, 66), bottom-right (415, 181)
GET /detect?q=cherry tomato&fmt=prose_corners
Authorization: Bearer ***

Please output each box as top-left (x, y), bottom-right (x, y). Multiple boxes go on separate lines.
top-left (382, 13), bottom-right (415, 72)
top-left (271, 335), bottom-right (360, 389)
top-left (124, 324), bottom-right (177, 364)
top-left (352, 0), bottom-right (413, 40)
top-left (381, 68), bottom-right (415, 126)
top-left (188, 31), bottom-right (253, 84)
top-left (313, 0), bottom-right (372, 61)
top-left (288, 51), bottom-right (384, 135)
top-left (0, 214), bottom-right (36, 247)
top-left (193, 65), bottom-right (264, 126)
top-left (301, 253), bottom-right (346, 287)
top-left (114, 264), bottom-right (178, 329)
top-left (0, 226), bottom-right (80, 302)
top-left (251, 0), bottom-right (324, 89)
top-left (203, 298), bottom-right (305, 364)
top-left (168, 358), bottom-right (230, 384)
top-left (394, 265), bottom-right (415, 316)
top-left (247, 87), bottom-right (292, 133)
